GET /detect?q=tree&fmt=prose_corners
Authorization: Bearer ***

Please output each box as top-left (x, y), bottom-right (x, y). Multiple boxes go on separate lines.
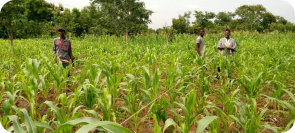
top-left (234, 5), bottom-right (266, 31)
top-left (0, 24), bottom-right (8, 39)
top-left (193, 11), bottom-right (215, 29)
top-left (261, 12), bottom-right (276, 31)
top-left (187, 23), bottom-right (201, 34)
top-left (275, 16), bottom-right (288, 25)
top-left (214, 11), bottom-right (234, 27)
top-left (172, 17), bottom-right (187, 34)
top-left (56, 8), bottom-right (79, 36)
top-left (48, 3), bottom-right (64, 25)
top-left (80, 3), bottom-right (103, 35)
top-left (0, 0), bottom-right (25, 46)
top-left (91, 0), bottom-right (153, 44)
top-left (24, 0), bottom-right (52, 38)
top-left (182, 11), bottom-right (192, 26)
top-left (172, 11), bottom-right (192, 34)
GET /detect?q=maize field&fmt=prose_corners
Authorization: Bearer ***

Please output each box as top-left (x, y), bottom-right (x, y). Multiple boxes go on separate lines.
top-left (0, 32), bottom-right (295, 133)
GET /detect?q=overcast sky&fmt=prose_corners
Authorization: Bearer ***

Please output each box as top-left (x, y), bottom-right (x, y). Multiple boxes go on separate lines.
top-left (42, 0), bottom-right (295, 29)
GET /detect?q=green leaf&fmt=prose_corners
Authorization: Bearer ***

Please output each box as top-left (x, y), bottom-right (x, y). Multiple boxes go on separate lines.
top-left (163, 118), bottom-right (177, 133)
top-left (153, 114), bottom-right (161, 133)
top-left (262, 123), bottom-right (278, 133)
top-left (20, 108), bottom-right (37, 133)
top-left (126, 74), bottom-right (137, 84)
top-left (84, 109), bottom-right (101, 119)
top-left (282, 89), bottom-right (295, 102)
top-left (53, 117), bottom-right (100, 133)
top-left (196, 116), bottom-right (218, 133)
top-left (72, 105), bottom-right (84, 119)
top-left (229, 115), bottom-right (244, 128)
top-left (174, 102), bottom-right (188, 115)
top-left (34, 121), bottom-right (54, 131)
top-left (75, 121), bottom-right (132, 133)
top-left (8, 115), bottom-right (26, 133)
top-left (44, 101), bottom-right (67, 124)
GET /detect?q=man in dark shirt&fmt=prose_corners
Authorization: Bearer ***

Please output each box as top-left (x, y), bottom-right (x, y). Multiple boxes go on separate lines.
top-left (53, 27), bottom-right (75, 76)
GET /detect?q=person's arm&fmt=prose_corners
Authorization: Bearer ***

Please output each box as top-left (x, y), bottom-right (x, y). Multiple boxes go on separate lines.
top-left (53, 39), bottom-right (56, 55)
top-left (226, 39), bottom-right (237, 51)
top-left (230, 39), bottom-right (237, 51)
top-left (226, 46), bottom-right (232, 50)
top-left (53, 39), bottom-right (57, 62)
top-left (68, 41), bottom-right (75, 67)
top-left (196, 38), bottom-right (202, 56)
top-left (196, 43), bottom-right (202, 56)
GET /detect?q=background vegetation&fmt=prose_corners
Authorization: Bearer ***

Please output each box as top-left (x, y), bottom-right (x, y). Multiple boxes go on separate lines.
top-left (1, 32), bottom-right (295, 133)
top-left (1, 0), bottom-right (295, 44)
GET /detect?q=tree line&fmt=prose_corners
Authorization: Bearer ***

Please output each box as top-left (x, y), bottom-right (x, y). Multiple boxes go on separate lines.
top-left (164, 4), bottom-right (295, 35)
top-left (1, 0), bottom-right (295, 45)
top-left (0, 0), bottom-right (153, 45)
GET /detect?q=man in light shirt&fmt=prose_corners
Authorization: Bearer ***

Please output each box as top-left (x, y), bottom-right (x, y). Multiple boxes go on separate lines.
top-left (196, 28), bottom-right (205, 57)
top-left (217, 29), bottom-right (237, 56)
top-left (216, 29), bottom-right (237, 79)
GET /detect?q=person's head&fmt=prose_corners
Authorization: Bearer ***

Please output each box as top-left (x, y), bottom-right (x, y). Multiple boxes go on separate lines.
top-left (199, 28), bottom-right (205, 36)
top-left (225, 29), bottom-right (231, 38)
top-left (57, 27), bottom-right (66, 37)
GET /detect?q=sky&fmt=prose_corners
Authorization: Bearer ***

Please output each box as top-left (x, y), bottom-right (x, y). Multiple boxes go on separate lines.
top-left (40, 0), bottom-right (295, 29)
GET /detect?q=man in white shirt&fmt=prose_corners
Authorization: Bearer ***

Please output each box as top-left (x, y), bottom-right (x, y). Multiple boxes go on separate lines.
top-left (216, 29), bottom-right (237, 79)
top-left (217, 29), bottom-right (237, 56)
top-left (196, 28), bottom-right (205, 57)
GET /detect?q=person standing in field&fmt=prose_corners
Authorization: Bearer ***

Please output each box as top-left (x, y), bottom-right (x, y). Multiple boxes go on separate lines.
top-left (216, 29), bottom-right (237, 79)
top-left (53, 27), bottom-right (75, 76)
top-left (196, 28), bottom-right (205, 57)
top-left (217, 29), bottom-right (237, 56)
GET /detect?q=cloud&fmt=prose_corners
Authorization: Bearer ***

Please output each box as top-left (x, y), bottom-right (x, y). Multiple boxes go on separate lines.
top-left (146, 4), bottom-right (162, 10)
top-left (185, 5), bottom-right (207, 11)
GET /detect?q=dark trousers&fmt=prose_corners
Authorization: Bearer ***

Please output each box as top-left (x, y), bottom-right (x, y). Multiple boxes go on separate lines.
top-left (217, 67), bottom-right (231, 79)
top-left (62, 63), bottom-right (69, 68)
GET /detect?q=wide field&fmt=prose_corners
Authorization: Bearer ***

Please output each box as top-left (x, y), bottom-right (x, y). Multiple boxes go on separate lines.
top-left (1, 32), bottom-right (295, 133)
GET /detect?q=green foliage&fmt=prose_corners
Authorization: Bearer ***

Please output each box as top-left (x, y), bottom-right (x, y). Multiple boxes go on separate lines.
top-left (195, 116), bottom-right (219, 133)
top-left (91, 0), bottom-right (153, 43)
top-left (24, 0), bottom-right (52, 38)
top-left (0, 0), bottom-right (25, 45)
top-left (1, 1), bottom-right (295, 40)
top-left (163, 26), bottom-right (177, 42)
top-left (214, 12), bottom-right (234, 27)
top-left (238, 72), bottom-right (264, 99)
top-left (172, 11), bottom-right (191, 34)
top-left (173, 4), bottom-right (295, 34)
top-left (229, 99), bottom-right (279, 133)
top-left (24, 0), bottom-right (52, 22)
top-left (193, 11), bottom-right (216, 29)
top-left (172, 17), bottom-right (188, 34)
top-left (0, 33), bottom-right (295, 133)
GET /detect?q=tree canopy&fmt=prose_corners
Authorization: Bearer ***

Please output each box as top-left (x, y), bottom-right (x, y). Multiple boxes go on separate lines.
top-left (0, 1), bottom-right (295, 42)
top-left (171, 4), bottom-right (295, 34)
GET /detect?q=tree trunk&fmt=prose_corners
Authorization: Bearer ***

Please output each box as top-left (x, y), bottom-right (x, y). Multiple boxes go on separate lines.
top-left (8, 31), bottom-right (13, 46)
top-left (126, 23), bottom-right (129, 44)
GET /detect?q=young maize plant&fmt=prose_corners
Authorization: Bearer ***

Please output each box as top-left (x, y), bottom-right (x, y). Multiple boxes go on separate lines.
top-left (0, 33), bottom-right (295, 132)
top-left (229, 98), bottom-right (279, 133)
top-left (263, 89), bottom-right (295, 132)
top-left (238, 72), bottom-right (264, 100)
top-left (170, 91), bottom-right (203, 133)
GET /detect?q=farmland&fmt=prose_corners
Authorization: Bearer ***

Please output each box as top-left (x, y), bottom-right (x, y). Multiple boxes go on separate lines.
top-left (1, 32), bottom-right (295, 133)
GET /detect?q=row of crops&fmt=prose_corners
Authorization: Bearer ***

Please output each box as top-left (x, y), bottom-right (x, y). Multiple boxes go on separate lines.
top-left (1, 33), bottom-right (295, 133)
